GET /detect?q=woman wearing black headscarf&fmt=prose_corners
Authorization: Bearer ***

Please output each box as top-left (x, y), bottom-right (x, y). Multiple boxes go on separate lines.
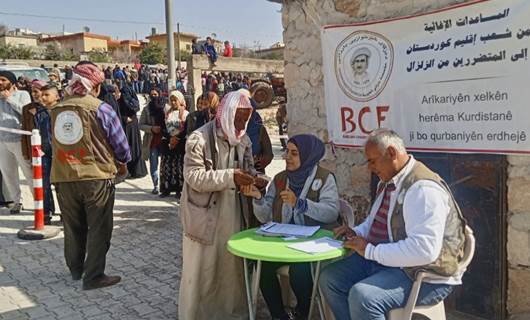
top-left (119, 82), bottom-right (147, 178)
top-left (139, 88), bottom-right (166, 194)
top-left (241, 134), bottom-right (339, 320)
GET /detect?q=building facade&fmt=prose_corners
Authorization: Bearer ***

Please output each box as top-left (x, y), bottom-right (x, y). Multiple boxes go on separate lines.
top-left (146, 32), bottom-right (198, 54)
top-left (271, 0), bottom-right (530, 319)
top-left (39, 32), bottom-right (110, 55)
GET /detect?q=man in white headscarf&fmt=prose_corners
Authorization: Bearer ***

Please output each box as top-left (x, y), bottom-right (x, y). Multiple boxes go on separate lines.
top-left (179, 90), bottom-right (256, 320)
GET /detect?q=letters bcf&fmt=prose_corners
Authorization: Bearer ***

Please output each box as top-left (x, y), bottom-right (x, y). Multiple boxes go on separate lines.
top-left (340, 105), bottom-right (390, 134)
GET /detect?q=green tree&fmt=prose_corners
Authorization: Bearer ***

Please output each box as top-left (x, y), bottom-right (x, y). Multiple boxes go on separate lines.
top-left (44, 43), bottom-right (62, 60)
top-left (139, 43), bottom-right (164, 65)
top-left (0, 45), bottom-right (10, 59)
top-left (88, 49), bottom-right (110, 63)
top-left (179, 50), bottom-right (191, 62)
top-left (10, 46), bottom-right (34, 59)
top-left (61, 50), bottom-right (79, 61)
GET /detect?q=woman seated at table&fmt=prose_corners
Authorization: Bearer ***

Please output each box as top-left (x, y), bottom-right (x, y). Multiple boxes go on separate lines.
top-left (241, 134), bottom-right (339, 320)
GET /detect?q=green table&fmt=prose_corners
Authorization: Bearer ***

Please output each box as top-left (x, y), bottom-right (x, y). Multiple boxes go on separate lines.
top-left (227, 228), bottom-right (345, 320)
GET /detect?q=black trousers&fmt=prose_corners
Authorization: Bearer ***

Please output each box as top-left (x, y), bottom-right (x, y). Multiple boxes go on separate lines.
top-left (260, 261), bottom-right (313, 318)
top-left (56, 180), bottom-right (115, 283)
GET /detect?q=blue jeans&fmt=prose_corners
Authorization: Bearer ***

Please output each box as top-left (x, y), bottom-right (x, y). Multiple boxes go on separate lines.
top-left (149, 147), bottom-right (160, 189)
top-left (42, 156), bottom-right (55, 217)
top-left (319, 253), bottom-right (454, 320)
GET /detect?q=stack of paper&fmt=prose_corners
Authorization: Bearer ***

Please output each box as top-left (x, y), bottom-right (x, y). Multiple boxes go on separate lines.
top-left (287, 237), bottom-right (343, 254)
top-left (256, 222), bottom-right (320, 238)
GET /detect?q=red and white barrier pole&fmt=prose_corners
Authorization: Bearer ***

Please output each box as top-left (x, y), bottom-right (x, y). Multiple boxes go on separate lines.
top-left (31, 129), bottom-right (44, 231)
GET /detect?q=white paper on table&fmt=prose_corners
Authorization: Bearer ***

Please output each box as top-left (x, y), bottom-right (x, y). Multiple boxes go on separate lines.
top-left (257, 222), bottom-right (320, 238)
top-left (287, 237), bottom-right (343, 254)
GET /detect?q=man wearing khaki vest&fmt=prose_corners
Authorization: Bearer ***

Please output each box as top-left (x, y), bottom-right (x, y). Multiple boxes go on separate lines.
top-left (319, 128), bottom-right (466, 320)
top-left (50, 62), bottom-right (131, 290)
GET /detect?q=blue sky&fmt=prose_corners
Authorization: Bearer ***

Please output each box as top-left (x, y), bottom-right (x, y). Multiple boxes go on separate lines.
top-left (0, 0), bottom-right (283, 48)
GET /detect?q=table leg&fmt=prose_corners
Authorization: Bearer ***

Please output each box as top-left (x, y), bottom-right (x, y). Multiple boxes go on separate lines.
top-left (308, 261), bottom-right (322, 320)
top-left (252, 260), bottom-right (262, 317)
top-left (243, 258), bottom-right (255, 320)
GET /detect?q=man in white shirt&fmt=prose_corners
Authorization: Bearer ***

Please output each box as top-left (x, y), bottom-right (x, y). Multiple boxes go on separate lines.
top-left (0, 70), bottom-right (34, 214)
top-left (319, 128), bottom-right (466, 320)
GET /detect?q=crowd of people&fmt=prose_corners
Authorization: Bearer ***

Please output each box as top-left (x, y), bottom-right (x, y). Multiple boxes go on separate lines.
top-left (1, 55), bottom-right (467, 320)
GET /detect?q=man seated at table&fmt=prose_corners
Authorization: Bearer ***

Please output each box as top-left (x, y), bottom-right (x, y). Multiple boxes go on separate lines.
top-left (319, 128), bottom-right (467, 320)
top-left (241, 134), bottom-right (339, 320)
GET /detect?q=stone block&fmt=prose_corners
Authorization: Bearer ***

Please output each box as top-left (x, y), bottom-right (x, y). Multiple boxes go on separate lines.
top-left (334, 0), bottom-right (362, 17)
top-left (508, 268), bottom-right (530, 314)
top-left (507, 177), bottom-right (530, 214)
top-left (507, 222), bottom-right (530, 267)
top-left (508, 155), bottom-right (530, 167)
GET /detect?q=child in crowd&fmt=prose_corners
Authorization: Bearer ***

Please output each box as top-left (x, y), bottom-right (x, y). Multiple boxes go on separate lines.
top-left (37, 85), bottom-right (59, 225)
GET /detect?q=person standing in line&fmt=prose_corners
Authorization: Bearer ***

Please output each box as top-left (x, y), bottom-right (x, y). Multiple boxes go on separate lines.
top-left (118, 81), bottom-right (147, 179)
top-left (0, 70), bottom-right (34, 214)
top-left (50, 62), bottom-right (131, 290)
top-left (159, 90), bottom-right (188, 198)
top-left (37, 84), bottom-right (60, 225)
top-left (21, 80), bottom-right (47, 162)
top-left (139, 88), bottom-right (166, 195)
top-left (178, 90), bottom-right (257, 320)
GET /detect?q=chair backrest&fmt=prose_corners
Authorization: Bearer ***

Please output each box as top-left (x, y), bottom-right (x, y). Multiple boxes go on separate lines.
top-left (458, 225), bottom-right (476, 272)
top-left (339, 199), bottom-right (355, 229)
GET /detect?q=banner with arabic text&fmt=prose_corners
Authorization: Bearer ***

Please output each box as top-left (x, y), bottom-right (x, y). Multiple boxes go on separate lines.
top-left (322, 0), bottom-right (530, 154)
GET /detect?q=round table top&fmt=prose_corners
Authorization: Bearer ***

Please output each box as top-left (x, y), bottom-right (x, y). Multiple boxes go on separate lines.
top-left (227, 228), bottom-right (346, 263)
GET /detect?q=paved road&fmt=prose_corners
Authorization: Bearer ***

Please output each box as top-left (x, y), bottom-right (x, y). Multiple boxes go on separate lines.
top-left (0, 132), bottom-right (285, 320)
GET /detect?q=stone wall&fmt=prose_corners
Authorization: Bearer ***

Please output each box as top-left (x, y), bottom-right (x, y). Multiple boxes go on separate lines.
top-left (507, 155), bottom-right (530, 316)
top-left (280, 0), bottom-right (530, 317)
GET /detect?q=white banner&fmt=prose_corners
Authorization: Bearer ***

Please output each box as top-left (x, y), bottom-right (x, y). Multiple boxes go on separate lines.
top-left (322, 0), bottom-right (530, 154)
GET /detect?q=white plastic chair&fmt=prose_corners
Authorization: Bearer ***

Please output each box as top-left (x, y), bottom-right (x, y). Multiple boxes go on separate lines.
top-left (388, 225), bottom-right (476, 320)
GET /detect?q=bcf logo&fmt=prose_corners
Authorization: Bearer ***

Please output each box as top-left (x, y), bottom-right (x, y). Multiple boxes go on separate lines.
top-left (341, 105), bottom-right (389, 134)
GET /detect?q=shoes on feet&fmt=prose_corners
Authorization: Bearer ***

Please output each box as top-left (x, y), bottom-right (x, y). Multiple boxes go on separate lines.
top-left (71, 271), bottom-right (82, 281)
top-left (152, 188), bottom-right (159, 195)
top-left (9, 203), bottom-right (22, 214)
top-left (159, 192), bottom-right (170, 198)
top-left (82, 274), bottom-right (121, 290)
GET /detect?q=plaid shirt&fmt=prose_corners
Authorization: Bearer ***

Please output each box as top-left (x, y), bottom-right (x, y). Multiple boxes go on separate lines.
top-left (96, 102), bottom-right (131, 164)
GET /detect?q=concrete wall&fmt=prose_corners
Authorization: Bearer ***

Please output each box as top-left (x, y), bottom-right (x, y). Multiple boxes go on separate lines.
top-left (83, 37), bottom-right (108, 52)
top-left (0, 36), bottom-right (38, 47)
top-left (280, 0), bottom-right (530, 317)
top-left (187, 54), bottom-right (284, 108)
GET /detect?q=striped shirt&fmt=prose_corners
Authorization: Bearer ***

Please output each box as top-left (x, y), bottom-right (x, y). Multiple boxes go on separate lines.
top-left (96, 102), bottom-right (131, 164)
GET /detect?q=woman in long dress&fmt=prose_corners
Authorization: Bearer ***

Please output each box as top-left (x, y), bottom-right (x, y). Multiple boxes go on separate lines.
top-left (118, 82), bottom-right (147, 178)
top-left (179, 91), bottom-right (256, 320)
top-left (159, 90), bottom-right (188, 198)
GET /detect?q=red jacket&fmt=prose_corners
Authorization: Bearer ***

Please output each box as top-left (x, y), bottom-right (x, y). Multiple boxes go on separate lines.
top-left (223, 45), bottom-right (233, 57)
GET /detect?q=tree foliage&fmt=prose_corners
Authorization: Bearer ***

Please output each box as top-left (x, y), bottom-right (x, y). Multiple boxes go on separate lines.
top-left (88, 49), bottom-right (111, 63)
top-left (0, 44), bottom-right (34, 59)
top-left (139, 43), bottom-right (164, 65)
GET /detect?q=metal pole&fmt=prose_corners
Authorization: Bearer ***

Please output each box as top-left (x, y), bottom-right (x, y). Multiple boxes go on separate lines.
top-left (165, 0), bottom-right (176, 92)
top-left (177, 22), bottom-right (181, 70)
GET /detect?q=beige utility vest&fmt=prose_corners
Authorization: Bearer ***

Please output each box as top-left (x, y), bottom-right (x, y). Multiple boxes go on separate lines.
top-left (272, 166), bottom-right (338, 230)
top-left (390, 161), bottom-right (466, 278)
top-left (50, 95), bottom-right (116, 183)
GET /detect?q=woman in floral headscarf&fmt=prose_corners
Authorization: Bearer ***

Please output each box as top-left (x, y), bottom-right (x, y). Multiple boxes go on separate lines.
top-left (159, 90), bottom-right (188, 198)
top-left (179, 90), bottom-right (257, 320)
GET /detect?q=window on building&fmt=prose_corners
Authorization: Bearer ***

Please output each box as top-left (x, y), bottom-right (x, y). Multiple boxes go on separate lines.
top-left (186, 44), bottom-right (191, 50)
